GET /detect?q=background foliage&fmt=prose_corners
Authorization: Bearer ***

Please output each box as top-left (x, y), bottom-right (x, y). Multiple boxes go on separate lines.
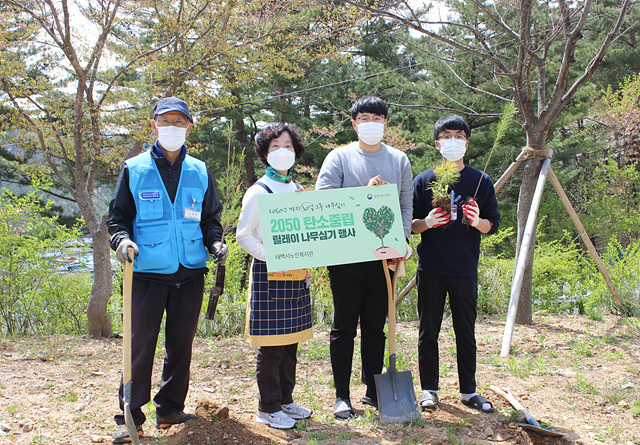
top-left (0, 188), bottom-right (89, 336)
top-left (0, 0), bottom-right (639, 336)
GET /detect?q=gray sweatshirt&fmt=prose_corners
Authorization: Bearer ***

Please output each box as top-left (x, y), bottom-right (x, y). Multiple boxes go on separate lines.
top-left (315, 141), bottom-right (414, 238)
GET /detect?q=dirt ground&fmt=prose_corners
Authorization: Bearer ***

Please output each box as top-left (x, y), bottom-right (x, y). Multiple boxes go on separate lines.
top-left (1, 314), bottom-right (639, 445)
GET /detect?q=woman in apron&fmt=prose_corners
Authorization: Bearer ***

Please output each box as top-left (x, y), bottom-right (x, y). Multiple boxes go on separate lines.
top-left (236, 123), bottom-right (313, 429)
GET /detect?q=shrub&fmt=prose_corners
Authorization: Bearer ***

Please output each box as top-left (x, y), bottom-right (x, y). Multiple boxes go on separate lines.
top-left (477, 227), bottom-right (515, 315)
top-left (0, 189), bottom-right (85, 336)
top-left (582, 238), bottom-right (640, 315)
top-left (477, 255), bottom-right (513, 315)
top-left (38, 273), bottom-right (92, 334)
top-left (199, 234), bottom-right (249, 337)
top-left (531, 232), bottom-right (594, 313)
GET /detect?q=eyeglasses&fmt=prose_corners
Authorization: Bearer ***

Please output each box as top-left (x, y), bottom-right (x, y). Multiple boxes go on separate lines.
top-left (355, 115), bottom-right (386, 123)
top-left (438, 134), bottom-right (467, 140)
top-left (155, 118), bottom-right (190, 128)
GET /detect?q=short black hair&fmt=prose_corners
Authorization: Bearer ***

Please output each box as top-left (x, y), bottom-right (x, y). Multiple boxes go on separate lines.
top-left (254, 123), bottom-right (305, 165)
top-left (433, 114), bottom-right (471, 140)
top-left (350, 96), bottom-right (388, 120)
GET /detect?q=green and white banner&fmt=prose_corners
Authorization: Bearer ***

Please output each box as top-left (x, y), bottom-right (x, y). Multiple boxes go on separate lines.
top-left (258, 184), bottom-right (405, 271)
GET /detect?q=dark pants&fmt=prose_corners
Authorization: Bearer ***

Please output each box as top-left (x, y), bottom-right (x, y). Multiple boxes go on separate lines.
top-left (328, 261), bottom-right (389, 401)
top-left (115, 275), bottom-right (204, 426)
top-left (256, 344), bottom-right (298, 413)
top-left (417, 271), bottom-right (477, 394)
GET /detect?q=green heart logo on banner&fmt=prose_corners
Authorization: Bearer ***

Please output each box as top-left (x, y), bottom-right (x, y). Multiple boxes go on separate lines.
top-left (362, 205), bottom-right (395, 248)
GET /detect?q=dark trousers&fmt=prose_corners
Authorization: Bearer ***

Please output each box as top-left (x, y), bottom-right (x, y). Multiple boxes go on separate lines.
top-left (256, 344), bottom-right (298, 413)
top-left (115, 275), bottom-right (204, 426)
top-left (417, 271), bottom-right (477, 394)
top-left (328, 261), bottom-right (389, 401)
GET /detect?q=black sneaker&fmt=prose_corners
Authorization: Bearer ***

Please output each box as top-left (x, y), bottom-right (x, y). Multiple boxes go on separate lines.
top-left (112, 424), bottom-right (143, 443)
top-left (156, 411), bottom-right (197, 429)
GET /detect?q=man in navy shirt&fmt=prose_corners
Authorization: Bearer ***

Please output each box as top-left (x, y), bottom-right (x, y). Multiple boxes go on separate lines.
top-left (411, 114), bottom-right (500, 414)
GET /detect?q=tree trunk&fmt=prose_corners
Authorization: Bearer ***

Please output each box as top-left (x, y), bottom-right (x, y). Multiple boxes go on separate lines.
top-left (231, 90), bottom-right (257, 185)
top-left (514, 139), bottom-right (546, 325)
top-left (237, 117), bottom-right (257, 185)
top-left (86, 213), bottom-right (113, 337)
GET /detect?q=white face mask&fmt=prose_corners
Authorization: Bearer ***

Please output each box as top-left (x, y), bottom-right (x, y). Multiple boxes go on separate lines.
top-left (157, 126), bottom-right (188, 152)
top-left (439, 138), bottom-right (467, 161)
top-left (267, 148), bottom-right (296, 171)
top-left (357, 122), bottom-right (385, 146)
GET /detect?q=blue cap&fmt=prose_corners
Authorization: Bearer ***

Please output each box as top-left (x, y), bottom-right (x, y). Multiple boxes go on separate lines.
top-left (153, 97), bottom-right (192, 122)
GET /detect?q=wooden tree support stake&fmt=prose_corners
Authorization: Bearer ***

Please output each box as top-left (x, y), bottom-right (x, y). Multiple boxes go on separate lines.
top-left (395, 274), bottom-right (416, 307)
top-left (501, 151), bottom-right (553, 357)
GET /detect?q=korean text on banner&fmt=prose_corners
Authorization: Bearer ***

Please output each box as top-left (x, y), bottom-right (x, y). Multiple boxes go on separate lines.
top-left (258, 184), bottom-right (405, 272)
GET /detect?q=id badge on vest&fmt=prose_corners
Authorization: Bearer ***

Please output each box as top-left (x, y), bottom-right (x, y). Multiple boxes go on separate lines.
top-left (184, 193), bottom-right (202, 221)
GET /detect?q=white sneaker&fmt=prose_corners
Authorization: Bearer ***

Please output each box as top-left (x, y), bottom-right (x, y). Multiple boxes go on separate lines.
top-left (282, 402), bottom-right (312, 420)
top-left (256, 410), bottom-right (297, 429)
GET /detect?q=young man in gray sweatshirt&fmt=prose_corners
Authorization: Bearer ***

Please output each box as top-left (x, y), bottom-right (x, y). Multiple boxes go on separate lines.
top-left (315, 96), bottom-right (413, 419)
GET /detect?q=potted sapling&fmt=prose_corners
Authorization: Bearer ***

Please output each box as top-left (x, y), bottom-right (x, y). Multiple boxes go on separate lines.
top-left (427, 159), bottom-right (460, 228)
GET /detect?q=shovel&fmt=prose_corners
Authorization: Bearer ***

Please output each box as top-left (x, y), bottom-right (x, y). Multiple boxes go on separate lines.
top-left (374, 259), bottom-right (421, 423)
top-left (490, 385), bottom-right (565, 437)
top-left (122, 247), bottom-right (141, 445)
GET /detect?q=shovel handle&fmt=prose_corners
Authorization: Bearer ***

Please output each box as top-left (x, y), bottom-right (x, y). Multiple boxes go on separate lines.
top-left (382, 259), bottom-right (402, 356)
top-left (122, 248), bottom-right (134, 384)
top-left (490, 385), bottom-right (540, 427)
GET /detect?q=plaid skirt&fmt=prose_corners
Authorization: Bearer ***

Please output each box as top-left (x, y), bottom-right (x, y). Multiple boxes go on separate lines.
top-left (244, 259), bottom-right (313, 347)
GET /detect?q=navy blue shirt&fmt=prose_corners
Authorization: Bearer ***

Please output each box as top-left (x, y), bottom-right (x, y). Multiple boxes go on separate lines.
top-left (413, 165), bottom-right (500, 277)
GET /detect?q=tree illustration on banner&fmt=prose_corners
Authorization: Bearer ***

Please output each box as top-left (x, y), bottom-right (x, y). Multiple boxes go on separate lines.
top-left (363, 205), bottom-right (395, 249)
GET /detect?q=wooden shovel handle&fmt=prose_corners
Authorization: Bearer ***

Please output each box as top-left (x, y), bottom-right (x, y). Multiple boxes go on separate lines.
top-left (382, 259), bottom-right (403, 356)
top-left (122, 247), bottom-right (134, 384)
top-left (490, 385), bottom-right (540, 427)
top-left (382, 260), bottom-right (395, 356)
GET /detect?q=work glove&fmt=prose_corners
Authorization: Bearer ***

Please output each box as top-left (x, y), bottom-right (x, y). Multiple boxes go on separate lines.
top-left (462, 199), bottom-right (481, 227)
top-left (116, 239), bottom-right (138, 263)
top-left (212, 241), bottom-right (229, 265)
top-left (424, 207), bottom-right (449, 229)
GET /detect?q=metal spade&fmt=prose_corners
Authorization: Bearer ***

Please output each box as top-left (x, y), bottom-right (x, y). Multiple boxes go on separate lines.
top-left (374, 259), bottom-right (421, 423)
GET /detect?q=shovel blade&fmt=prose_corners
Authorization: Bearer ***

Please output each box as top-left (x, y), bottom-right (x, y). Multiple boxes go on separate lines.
top-left (124, 402), bottom-right (140, 445)
top-left (374, 368), bottom-right (420, 423)
top-left (519, 423), bottom-right (566, 437)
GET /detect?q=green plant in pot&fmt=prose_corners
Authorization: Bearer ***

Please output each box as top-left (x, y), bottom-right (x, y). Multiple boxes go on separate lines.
top-left (427, 160), bottom-right (460, 227)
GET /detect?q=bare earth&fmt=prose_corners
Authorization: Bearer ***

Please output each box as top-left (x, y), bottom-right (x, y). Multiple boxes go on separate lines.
top-left (1, 314), bottom-right (639, 445)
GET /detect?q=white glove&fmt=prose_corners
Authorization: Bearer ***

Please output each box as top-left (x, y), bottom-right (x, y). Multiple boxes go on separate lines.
top-left (425, 207), bottom-right (450, 229)
top-left (116, 239), bottom-right (138, 263)
top-left (462, 199), bottom-right (480, 227)
top-left (212, 241), bottom-right (229, 265)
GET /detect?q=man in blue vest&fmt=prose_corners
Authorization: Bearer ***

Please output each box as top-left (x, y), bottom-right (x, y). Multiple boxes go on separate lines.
top-left (107, 97), bottom-right (227, 443)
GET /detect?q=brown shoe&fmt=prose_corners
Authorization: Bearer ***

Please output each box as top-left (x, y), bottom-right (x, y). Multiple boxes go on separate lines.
top-left (156, 411), bottom-right (197, 429)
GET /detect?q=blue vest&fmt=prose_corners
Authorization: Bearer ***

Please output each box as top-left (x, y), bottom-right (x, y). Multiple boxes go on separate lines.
top-left (126, 150), bottom-right (210, 274)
